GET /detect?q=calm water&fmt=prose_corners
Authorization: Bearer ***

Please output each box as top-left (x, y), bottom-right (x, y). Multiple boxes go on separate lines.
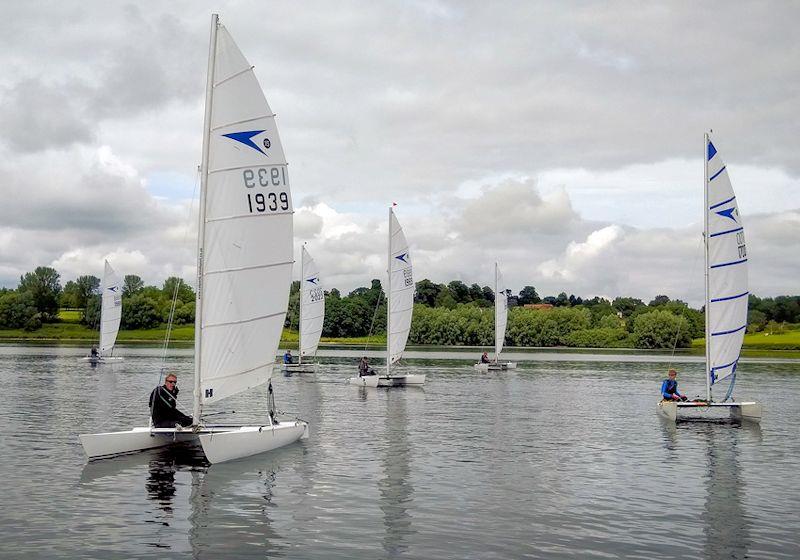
top-left (1, 344), bottom-right (799, 559)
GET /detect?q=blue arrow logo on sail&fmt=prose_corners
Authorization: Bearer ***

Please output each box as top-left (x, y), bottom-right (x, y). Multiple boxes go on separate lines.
top-left (306, 277), bottom-right (319, 284)
top-left (108, 286), bottom-right (119, 292)
top-left (395, 253), bottom-right (409, 263)
top-left (716, 207), bottom-right (739, 222)
top-left (222, 130), bottom-right (268, 155)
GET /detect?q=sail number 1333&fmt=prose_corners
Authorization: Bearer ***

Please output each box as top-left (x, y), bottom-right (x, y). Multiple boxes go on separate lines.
top-left (242, 167), bottom-right (290, 214)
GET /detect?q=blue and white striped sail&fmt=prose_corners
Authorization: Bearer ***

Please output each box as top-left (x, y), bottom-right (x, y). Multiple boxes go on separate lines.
top-left (299, 246), bottom-right (324, 359)
top-left (494, 263), bottom-right (507, 358)
top-left (706, 139), bottom-right (748, 386)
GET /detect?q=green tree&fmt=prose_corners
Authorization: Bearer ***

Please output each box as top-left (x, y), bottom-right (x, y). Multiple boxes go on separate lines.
top-left (518, 286), bottom-right (540, 305)
top-left (123, 274), bottom-right (144, 296)
top-left (121, 293), bottom-right (161, 329)
top-left (18, 266), bottom-right (62, 321)
top-left (60, 280), bottom-right (81, 308)
top-left (162, 277), bottom-right (195, 304)
top-left (613, 296), bottom-right (645, 319)
top-left (632, 310), bottom-right (691, 349)
top-left (414, 279), bottom-right (441, 307)
top-left (447, 280), bottom-right (471, 304)
top-left (75, 275), bottom-right (100, 308)
top-left (747, 309), bottom-right (767, 333)
top-left (0, 291), bottom-right (39, 330)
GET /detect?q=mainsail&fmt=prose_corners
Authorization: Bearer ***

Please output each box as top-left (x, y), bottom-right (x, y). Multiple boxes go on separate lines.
top-left (99, 260), bottom-right (122, 356)
top-left (196, 23), bottom-right (292, 407)
top-left (705, 138), bottom-right (748, 389)
top-left (299, 246), bottom-right (324, 359)
top-left (388, 208), bottom-right (413, 366)
top-left (494, 263), bottom-right (508, 358)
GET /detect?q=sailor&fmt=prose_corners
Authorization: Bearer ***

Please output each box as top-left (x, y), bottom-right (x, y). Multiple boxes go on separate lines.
top-left (480, 351), bottom-right (490, 364)
top-left (283, 350), bottom-right (294, 364)
top-left (90, 346), bottom-right (99, 358)
top-left (661, 369), bottom-right (687, 401)
top-left (359, 356), bottom-right (374, 377)
top-left (149, 373), bottom-right (193, 428)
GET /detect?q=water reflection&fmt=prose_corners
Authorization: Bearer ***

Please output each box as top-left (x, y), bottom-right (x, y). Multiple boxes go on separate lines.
top-left (380, 389), bottom-right (417, 557)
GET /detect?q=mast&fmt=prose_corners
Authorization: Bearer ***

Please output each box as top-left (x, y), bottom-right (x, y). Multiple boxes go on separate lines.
top-left (387, 206), bottom-right (392, 376)
top-left (193, 13), bottom-right (218, 424)
top-left (704, 132), bottom-right (711, 402)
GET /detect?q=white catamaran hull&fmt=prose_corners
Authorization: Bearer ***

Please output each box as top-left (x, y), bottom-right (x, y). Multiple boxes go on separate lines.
top-left (376, 374), bottom-right (426, 387)
top-left (282, 362), bottom-right (317, 374)
top-left (474, 362), bottom-right (517, 372)
top-left (347, 375), bottom-right (380, 387)
top-left (79, 421), bottom-right (308, 464)
top-left (657, 400), bottom-right (762, 423)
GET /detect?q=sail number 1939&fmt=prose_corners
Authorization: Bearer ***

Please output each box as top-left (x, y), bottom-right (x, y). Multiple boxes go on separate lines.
top-left (242, 166), bottom-right (289, 214)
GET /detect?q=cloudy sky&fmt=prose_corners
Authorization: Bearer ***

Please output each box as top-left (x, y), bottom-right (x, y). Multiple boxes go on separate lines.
top-left (1, 1), bottom-right (797, 306)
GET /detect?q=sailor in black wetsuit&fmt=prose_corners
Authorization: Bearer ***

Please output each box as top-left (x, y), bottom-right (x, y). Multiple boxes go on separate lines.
top-left (661, 369), bottom-right (687, 401)
top-left (149, 374), bottom-right (193, 428)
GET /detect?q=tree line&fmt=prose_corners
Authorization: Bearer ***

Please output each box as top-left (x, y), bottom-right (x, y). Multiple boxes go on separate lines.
top-left (1, 267), bottom-right (798, 348)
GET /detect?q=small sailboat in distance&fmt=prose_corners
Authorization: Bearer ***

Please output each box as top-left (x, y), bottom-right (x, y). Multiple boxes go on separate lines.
top-left (348, 205), bottom-right (425, 387)
top-left (81, 260), bottom-right (123, 364)
top-left (657, 134), bottom-right (761, 423)
top-left (79, 14), bottom-right (308, 463)
top-left (284, 244), bottom-right (325, 373)
top-left (474, 262), bottom-right (516, 372)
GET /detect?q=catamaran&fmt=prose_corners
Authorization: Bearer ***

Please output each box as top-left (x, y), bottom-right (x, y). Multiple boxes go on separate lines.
top-left (81, 260), bottom-right (123, 363)
top-left (474, 262), bottom-right (516, 372)
top-left (348, 206), bottom-right (425, 387)
top-left (657, 134), bottom-right (761, 423)
top-left (79, 14), bottom-right (308, 463)
top-left (284, 245), bottom-right (325, 373)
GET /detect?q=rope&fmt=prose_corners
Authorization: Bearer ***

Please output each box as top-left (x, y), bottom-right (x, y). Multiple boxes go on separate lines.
top-left (364, 287), bottom-right (385, 353)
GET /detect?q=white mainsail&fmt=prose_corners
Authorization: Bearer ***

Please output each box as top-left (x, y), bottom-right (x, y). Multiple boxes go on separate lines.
top-left (196, 23), bottom-right (292, 408)
top-left (99, 260), bottom-right (122, 356)
top-left (705, 137), bottom-right (748, 391)
top-left (494, 263), bottom-right (507, 358)
top-left (388, 208), bottom-right (413, 367)
top-left (299, 245), bottom-right (325, 359)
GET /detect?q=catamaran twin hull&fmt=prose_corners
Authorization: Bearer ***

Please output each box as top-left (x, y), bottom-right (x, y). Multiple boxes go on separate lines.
top-left (473, 362), bottom-right (517, 372)
top-left (79, 421), bottom-right (309, 464)
top-left (656, 400), bottom-right (762, 423)
top-left (346, 373), bottom-right (426, 387)
top-left (80, 356), bottom-right (124, 364)
top-left (282, 362), bottom-right (318, 374)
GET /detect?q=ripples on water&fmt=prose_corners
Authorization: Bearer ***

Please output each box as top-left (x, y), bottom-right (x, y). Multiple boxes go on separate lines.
top-left (0, 345), bottom-right (799, 559)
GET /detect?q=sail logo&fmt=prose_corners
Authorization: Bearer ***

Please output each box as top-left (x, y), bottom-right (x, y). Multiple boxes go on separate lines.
top-left (306, 276), bottom-right (319, 285)
top-left (205, 388), bottom-right (214, 398)
top-left (222, 130), bottom-right (270, 156)
top-left (395, 253), bottom-right (409, 263)
top-left (107, 286), bottom-right (119, 292)
top-left (716, 206), bottom-right (739, 222)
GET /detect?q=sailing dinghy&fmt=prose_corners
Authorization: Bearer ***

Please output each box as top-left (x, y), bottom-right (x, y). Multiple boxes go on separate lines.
top-left (474, 262), bottom-right (516, 372)
top-left (79, 14), bottom-right (308, 463)
top-left (81, 260), bottom-right (123, 364)
top-left (284, 245), bottom-right (325, 373)
top-left (657, 135), bottom-right (761, 423)
top-left (348, 207), bottom-right (425, 387)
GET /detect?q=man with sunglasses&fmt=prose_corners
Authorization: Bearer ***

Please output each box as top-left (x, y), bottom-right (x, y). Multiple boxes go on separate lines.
top-left (149, 373), bottom-right (193, 428)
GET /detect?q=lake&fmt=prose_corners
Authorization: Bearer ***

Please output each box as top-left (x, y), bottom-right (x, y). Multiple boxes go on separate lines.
top-left (0, 344), bottom-right (798, 559)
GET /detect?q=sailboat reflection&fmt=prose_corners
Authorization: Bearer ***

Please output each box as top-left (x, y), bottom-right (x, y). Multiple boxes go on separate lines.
top-left (380, 389), bottom-right (418, 556)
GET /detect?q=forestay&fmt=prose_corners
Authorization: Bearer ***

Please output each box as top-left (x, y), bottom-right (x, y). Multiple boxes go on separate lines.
top-left (495, 263), bottom-right (507, 357)
top-left (99, 260), bottom-right (122, 356)
top-left (300, 246), bottom-right (324, 359)
top-left (198, 24), bottom-right (292, 406)
top-left (389, 209), bottom-right (413, 365)
top-left (706, 139), bottom-right (748, 387)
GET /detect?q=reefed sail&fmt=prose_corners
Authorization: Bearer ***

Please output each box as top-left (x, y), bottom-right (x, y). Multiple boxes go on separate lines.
top-left (197, 24), bottom-right (292, 405)
top-left (706, 139), bottom-right (748, 387)
top-left (388, 209), bottom-right (413, 365)
top-left (99, 260), bottom-right (122, 356)
top-left (299, 246), bottom-right (324, 359)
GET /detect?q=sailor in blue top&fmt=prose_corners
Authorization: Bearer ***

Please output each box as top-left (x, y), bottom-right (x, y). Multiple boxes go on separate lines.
top-left (661, 369), bottom-right (687, 401)
top-left (283, 350), bottom-right (294, 364)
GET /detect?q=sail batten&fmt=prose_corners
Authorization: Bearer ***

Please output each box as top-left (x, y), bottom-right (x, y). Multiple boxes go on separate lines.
top-left (197, 21), bottom-right (292, 406)
top-left (705, 138), bottom-right (748, 389)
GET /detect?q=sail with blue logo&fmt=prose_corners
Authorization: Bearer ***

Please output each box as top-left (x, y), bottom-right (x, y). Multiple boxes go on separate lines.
top-left (196, 23), bottom-right (292, 405)
top-left (494, 263), bottom-right (507, 359)
top-left (99, 260), bottom-right (122, 357)
top-left (388, 209), bottom-right (413, 365)
top-left (299, 246), bottom-right (324, 359)
top-left (706, 138), bottom-right (748, 387)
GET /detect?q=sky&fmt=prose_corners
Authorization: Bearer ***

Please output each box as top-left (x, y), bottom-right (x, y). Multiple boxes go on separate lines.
top-left (0, 1), bottom-right (797, 306)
